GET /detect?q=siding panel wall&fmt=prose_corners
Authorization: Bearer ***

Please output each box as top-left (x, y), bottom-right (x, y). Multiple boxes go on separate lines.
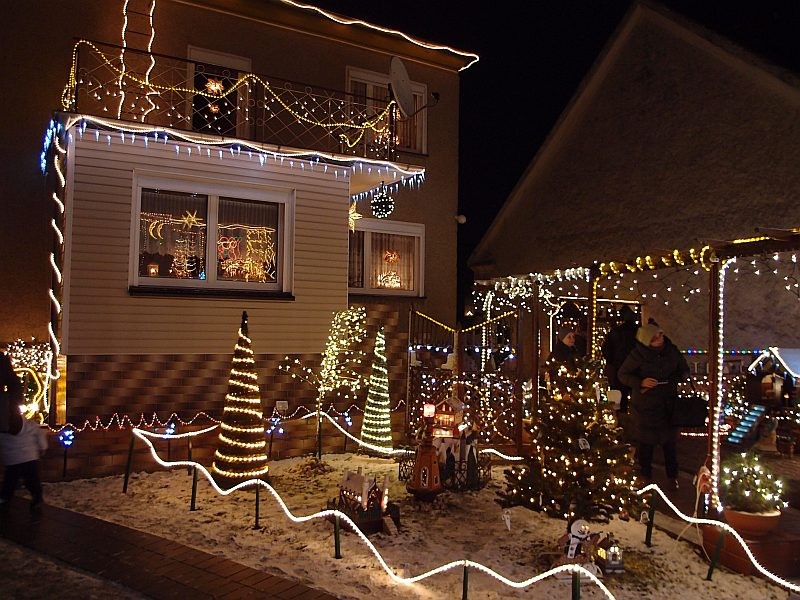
top-left (63, 132), bottom-right (351, 356)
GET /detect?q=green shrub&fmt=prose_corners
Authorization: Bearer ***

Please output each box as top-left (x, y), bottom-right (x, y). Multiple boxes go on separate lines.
top-left (720, 452), bottom-right (785, 513)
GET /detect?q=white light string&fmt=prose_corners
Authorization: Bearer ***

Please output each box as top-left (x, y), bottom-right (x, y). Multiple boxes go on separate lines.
top-left (637, 483), bottom-right (800, 593)
top-left (62, 115), bottom-right (425, 198)
top-left (131, 427), bottom-right (616, 597)
top-left (278, 0), bottom-right (479, 71)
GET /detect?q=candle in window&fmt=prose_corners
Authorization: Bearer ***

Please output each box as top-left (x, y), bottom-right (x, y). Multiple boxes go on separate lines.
top-left (147, 263), bottom-right (159, 277)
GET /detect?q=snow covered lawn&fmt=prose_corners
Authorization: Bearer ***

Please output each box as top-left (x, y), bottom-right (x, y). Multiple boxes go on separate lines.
top-left (40, 452), bottom-right (785, 600)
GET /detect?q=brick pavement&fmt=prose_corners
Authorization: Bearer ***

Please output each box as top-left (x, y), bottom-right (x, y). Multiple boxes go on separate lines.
top-left (0, 497), bottom-right (337, 600)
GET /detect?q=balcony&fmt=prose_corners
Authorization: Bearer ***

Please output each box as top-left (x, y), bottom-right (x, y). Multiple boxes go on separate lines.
top-left (60, 40), bottom-right (421, 195)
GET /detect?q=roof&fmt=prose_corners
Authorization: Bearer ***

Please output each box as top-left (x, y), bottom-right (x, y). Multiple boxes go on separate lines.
top-left (175, 0), bottom-right (478, 72)
top-left (468, 0), bottom-right (800, 280)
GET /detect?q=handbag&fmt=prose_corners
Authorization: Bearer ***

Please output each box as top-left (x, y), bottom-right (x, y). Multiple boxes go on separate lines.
top-left (669, 382), bottom-right (707, 428)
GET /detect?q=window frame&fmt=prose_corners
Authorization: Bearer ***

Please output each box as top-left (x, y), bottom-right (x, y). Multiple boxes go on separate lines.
top-left (187, 46), bottom-right (252, 139)
top-left (348, 218), bottom-right (425, 297)
top-left (346, 66), bottom-right (428, 155)
top-left (129, 171), bottom-right (294, 294)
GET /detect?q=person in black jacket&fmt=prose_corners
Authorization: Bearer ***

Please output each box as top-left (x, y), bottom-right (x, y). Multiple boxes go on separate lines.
top-left (601, 305), bottom-right (638, 413)
top-left (617, 323), bottom-right (689, 489)
top-left (548, 326), bottom-right (580, 370)
top-left (0, 353), bottom-right (23, 433)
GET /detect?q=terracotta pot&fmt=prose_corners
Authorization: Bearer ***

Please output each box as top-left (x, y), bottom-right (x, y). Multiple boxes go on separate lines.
top-left (723, 507), bottom-right (781, 538)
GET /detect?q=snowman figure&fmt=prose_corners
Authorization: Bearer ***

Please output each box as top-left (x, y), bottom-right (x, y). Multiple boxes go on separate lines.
top-left (564, 519), bottom-right (591, 559)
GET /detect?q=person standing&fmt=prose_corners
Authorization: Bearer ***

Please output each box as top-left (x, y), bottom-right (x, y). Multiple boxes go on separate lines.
top-left (601, 305), bottom-right (639, 413)
top-left (617, 322), bottom-right (689, 489)
top-left (0, 353), bottom-right (23, 433)
top-left (548, 326), bottom-right (580, 370)
top-left (0, 400), bottom-right (48, 511)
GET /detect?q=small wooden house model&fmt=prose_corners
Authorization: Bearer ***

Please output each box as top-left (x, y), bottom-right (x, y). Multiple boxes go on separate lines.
top-left (327, 467), bottom-right (398, 534)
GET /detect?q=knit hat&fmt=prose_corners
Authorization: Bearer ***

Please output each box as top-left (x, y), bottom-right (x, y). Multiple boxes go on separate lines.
top-left (636, 323), bottom-right (661, 346)
top-left (557, 325), bottom-right (576, 342)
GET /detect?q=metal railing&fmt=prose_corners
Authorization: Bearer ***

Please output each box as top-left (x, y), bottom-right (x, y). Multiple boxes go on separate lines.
top-left (63, 39), bottom-right (398, 160)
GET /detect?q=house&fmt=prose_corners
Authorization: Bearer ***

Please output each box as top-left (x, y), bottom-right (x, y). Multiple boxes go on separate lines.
top-left (7, 1), bottom-right (476, 447)
top-left (468, 0), bottom-right (800, 364)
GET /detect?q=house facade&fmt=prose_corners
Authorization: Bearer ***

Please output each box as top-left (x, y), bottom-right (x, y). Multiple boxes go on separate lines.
top-left (8, 0), bottom-right (475, 430)
top-left (468, 1), bottom-right (800, 360)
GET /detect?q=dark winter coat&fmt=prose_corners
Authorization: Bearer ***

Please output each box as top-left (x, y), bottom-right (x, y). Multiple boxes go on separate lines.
top-left (617, 337), bottom-right (690, 445)
top-left (548, 340), bottom-right (579, 371)
top-left (601, 321), bottom-right (638, 390)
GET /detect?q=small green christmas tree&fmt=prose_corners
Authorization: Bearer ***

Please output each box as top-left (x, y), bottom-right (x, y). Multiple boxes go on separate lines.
top-left (497, 356), bottom-right (639, 525)
top-left (360, 327), bottom-right (393, 451)
top-left (212, 311), bottom-right (269, 488)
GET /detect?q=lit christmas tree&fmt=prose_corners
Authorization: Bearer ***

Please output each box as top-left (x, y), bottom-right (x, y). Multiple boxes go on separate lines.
top-left (360, 326), bottom-right (393, 451)
top-left (212, 311), bottom-right (269, 489)
top-left (279, 307), bottom-right (367, 458)
top-left (497, 356), bottom-right (639, 525)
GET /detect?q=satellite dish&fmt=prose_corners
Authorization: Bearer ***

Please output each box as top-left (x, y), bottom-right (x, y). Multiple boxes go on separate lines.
top-left (389, 56), bottom-right (415, 118)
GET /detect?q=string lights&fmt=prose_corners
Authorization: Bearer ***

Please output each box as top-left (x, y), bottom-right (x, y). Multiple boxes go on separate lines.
top-left (131, 426), bottom-right (619, 598)
top-left (279, 307), bottom-right (367, 457)
top-left (360, 327), bottom-right (393, 450)
top-left (211, 312), bottom-right (269, 487)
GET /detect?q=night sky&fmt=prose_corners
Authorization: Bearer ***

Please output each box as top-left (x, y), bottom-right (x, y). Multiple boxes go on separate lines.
top-left (308, 0), bottom-right (800, 320)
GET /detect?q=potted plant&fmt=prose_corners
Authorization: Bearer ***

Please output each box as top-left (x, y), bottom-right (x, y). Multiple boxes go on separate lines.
top-left (719, 452), bottom-right (786, 538)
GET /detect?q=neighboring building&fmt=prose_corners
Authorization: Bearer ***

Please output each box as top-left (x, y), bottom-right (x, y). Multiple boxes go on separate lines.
top-left (8, 0), bottom-right (475, 429)
top-left (468, 0), bottom-right (800, 357)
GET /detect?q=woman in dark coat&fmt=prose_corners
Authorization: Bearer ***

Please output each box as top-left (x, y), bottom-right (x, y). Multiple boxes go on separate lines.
top-left (617, 323), bottom-right (689, 488)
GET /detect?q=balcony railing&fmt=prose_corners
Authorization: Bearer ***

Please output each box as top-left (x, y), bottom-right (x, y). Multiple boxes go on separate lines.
top-left (62, 40), bottom-right (399, 160)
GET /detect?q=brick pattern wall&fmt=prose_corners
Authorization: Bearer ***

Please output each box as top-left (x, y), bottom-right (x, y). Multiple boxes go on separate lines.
top-left (52, 301), bottom-right (414, 480)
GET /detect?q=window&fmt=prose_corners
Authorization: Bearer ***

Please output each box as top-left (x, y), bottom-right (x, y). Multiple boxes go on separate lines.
top-left (349, 219), bottom-right (424, 296)
top-left (131, 174), bottom-right (292, 293)
top-left (347, 67), bottom-right (427, 154)
top-left (188, 47), bottom-right (251, 139)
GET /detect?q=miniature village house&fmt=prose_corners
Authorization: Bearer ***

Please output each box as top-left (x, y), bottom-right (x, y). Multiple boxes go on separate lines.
top-left (327, 467), bottom-right (398, 534)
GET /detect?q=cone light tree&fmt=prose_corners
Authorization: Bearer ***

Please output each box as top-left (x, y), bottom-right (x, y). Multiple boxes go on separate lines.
top-left (497, 357), bottom-right (639, 525)
top-left (212, 311), bottom-right (269, 488)
top-left (360, 326), bottom-right (393, 450)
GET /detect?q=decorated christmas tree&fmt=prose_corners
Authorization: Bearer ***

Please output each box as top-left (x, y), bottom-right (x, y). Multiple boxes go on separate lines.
top-left (497, 356), bottom-right (639, 525)
top-left (212, 311), bottom-right (269, 489)
top-left (279, 306), bottom-right (367, 458)
top-left (360, 327), bottom-right (393, 451)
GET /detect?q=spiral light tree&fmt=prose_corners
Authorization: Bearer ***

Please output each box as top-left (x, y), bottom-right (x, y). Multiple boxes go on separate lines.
top-left (212, 311), bottom-right (269, 489)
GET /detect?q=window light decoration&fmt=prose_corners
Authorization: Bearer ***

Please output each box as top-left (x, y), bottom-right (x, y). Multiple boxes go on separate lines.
top-left (370, 182), bottom-right (394, 218)
top-left (360, 327), bottom-right (393, 450)
top-left (211, 311), bottom-right (269, 488)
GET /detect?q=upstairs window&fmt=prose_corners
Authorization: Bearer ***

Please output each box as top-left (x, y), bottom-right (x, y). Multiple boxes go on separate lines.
top-left (347, 67), bottom-right (427, 154)
top-left (349, 219), bottom-right (424, 296)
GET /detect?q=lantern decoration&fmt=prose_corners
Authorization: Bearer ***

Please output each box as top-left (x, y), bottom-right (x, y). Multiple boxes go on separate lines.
top-left (371, 183), bottom-right (394, 219)
top-left (407, 402), bottom-right (443, 499)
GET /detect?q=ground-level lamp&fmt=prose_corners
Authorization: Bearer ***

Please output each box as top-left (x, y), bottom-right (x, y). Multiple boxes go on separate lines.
top-left (406, 402), bottom-right (443, 499)
top-left (57, 427), bottom-right (75, 478)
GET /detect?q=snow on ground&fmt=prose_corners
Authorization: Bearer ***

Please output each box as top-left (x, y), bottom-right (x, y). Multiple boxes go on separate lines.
top-left (30, 452), bottom-right (788, 600)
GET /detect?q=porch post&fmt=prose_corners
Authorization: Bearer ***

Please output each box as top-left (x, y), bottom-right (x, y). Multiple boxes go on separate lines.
top-left (515, 307), bottom-right (524, 454)
top-left (707, 260), bottom-right (721, 465)
top-left (587, 268), bottom-right (598, 360)
top-left (531, 280), bottom-right (540, 420)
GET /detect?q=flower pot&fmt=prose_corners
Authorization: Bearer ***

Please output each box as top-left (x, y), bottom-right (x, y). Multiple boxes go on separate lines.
top-left (723, 507), bottom-right (781, 539)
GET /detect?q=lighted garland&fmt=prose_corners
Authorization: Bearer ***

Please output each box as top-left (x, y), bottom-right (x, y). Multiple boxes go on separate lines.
top-left (129, 424), bottom-right (800, 596)
top-left (63, 40), bottom-right (394, 150)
